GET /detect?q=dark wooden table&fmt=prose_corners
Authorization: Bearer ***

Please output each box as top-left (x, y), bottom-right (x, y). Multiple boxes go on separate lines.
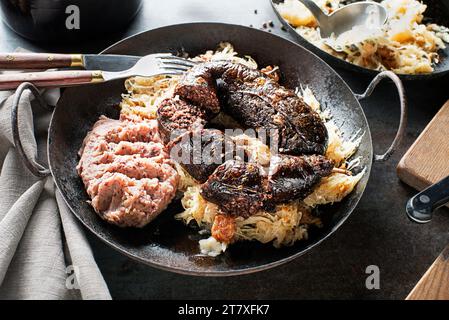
top-left (2, 0), bottom-right (448, 299)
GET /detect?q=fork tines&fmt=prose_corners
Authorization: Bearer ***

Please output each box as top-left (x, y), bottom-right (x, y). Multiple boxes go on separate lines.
top-left (156, 54), bottom-right (196, 72)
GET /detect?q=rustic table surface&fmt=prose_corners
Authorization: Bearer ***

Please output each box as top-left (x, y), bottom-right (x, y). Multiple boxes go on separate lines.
top-left (1, 0), bottom-right (448, 299)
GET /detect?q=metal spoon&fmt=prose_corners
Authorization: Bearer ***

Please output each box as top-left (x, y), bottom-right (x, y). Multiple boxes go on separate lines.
top-left (298, 0), bottom-right (387, 38)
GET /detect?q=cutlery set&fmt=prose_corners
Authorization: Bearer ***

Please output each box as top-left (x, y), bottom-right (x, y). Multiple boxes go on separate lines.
top-left (0, 52), bottom-right (195, 90)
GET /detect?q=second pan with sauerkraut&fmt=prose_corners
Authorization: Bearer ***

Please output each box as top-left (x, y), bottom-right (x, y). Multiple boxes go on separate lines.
top-left (276, 0), bottom-right (449, 74)
top-left (77, 44), bottom-right (365, 257)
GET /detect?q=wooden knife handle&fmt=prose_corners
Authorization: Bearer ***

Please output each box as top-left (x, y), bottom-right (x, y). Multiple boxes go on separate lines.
top-left (0, 70), bottom-right (104, 90)
top-left (0, 53), bottom-right (83, 69)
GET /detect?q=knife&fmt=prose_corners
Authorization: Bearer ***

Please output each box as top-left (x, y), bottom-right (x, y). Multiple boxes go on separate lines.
top-left (406, 175), bottom-right (449, 223)
top-left (0, 53), bottom-right (141, 71)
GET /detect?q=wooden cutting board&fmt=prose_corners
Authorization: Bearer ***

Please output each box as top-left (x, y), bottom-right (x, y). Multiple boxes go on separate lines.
top-left (397, 100), bottom-right (449, 193)
top-left (398, 100), bottom-right (449, 300)
top-left (406, 245), bottom-right (449, 300)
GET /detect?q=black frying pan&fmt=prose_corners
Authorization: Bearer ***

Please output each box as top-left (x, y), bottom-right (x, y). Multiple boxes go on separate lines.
top-left (271, 0), bottom-right (449, 80)
top-left (12, 23), bottom-right (406, 276)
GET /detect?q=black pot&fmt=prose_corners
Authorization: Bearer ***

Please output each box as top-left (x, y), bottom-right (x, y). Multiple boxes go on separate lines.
top-left (0, 0), bottom-right (143, 42)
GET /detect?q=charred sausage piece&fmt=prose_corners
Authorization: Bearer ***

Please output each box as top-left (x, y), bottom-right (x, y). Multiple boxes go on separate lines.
top-left (174, 62), bottom-right (225, 114)
top-left (268, 155), bottom-right (334, 204)
top-left (168, 128), bottom-right (236, 183)
top-left (200, 160), bottom-right (267, 217)
top-left (157, 97), bottom-right (213, 143)
top-left (220, 61), bottom-right (268, 82)
top-left (200, 154), bottom-right (333, 216)
top-left (174, 61), bottom-right (261, 114)
top-left (221, 67), bottom-right (328, 155)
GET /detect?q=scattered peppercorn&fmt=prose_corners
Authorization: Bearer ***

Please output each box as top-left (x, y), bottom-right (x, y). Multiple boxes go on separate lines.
top-left (268, 20), bottom-right (274, 27)
top-left (281, 25), bottom-right (287, 32)
top-left (262, 22), bottom-right (268, 29)
top-left (254, 9), bottom-right (258, 14)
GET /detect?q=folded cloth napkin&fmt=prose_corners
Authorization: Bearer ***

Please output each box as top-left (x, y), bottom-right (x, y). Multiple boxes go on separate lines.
top-left (0, 82), bottom-right (111, 299)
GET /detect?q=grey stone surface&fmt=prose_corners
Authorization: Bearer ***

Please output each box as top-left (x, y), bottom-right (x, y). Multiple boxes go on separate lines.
top-left (1, 0), bottom-right (448, 299)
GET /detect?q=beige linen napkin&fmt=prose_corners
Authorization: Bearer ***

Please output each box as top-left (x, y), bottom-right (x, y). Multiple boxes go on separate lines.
top-left (0, 83), bottom-right (111, 300)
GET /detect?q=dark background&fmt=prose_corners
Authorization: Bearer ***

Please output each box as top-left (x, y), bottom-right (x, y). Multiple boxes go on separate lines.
top-left (1, 0), bottom-right (448, 299)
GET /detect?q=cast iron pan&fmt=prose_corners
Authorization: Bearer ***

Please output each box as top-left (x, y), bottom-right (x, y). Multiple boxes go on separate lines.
top-left (271, 0), bottom-right (449, 80)
top-left (12, 23), bottom-right (406, 276)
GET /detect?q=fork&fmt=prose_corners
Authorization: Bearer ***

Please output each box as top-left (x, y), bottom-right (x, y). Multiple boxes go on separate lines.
top-left (0, 53), bottom-right (195, 91)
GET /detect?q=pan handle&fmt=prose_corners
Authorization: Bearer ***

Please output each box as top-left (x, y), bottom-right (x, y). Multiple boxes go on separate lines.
top-left (354, 71), bottom-right (407, 162)
top-left (11, 82), bottom-right (52, 178)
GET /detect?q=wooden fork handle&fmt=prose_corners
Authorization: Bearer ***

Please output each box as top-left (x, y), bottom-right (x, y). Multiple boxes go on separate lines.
top-left (0, 53), bottom-right (83, 69)
top-left (0, 70), bottom-right (104, 90)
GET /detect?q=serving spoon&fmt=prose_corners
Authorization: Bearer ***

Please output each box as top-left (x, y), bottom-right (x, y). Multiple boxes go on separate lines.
top-left (298, 0), bottom-right (387, 38)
